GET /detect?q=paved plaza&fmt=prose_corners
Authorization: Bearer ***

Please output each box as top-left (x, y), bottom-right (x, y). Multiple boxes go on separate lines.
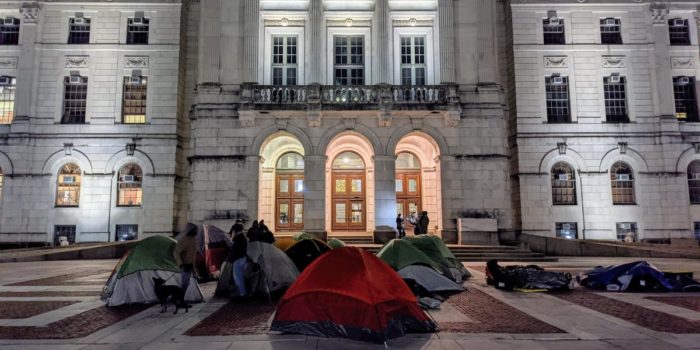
top-left (0, 258), bottom-right (699, 349)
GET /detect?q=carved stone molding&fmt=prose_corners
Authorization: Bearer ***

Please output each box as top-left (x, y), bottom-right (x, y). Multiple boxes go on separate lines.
top-left (307, 110), bottom-right (321, 128)
top-left (557, 142), bottom-right (567, 155)
top-left (444, 110), bottom-right (461, 127)
top-left (124, 56), bottom-right (149, 68)
top-left (602, 56), bottom-right (626, 68)
top-left (20, 2), bottom-right (41, 24)
top-left (0, 57), bottom-right (18, 69)
top-left (239, 111), bottom-right (255, 128)
top-left (263, 18), bottom-right (305, 27)
top-left (544, 56), bottom-right (567, 69)
top-left (378, 111), bottom-right (391, 128)
top-left (63, 143), bottom-right (73, 156)
top-left (126, 143), bottom-right (136, 156)
top-left (65, 56), bottom-right (88, 68)
top-left (650, 2), bottom-right (669, 24)
top-left (671, 57), bottom-right (695, 69)
top-left (326, 18), bottom-right (371, 27)
top-left (618, 142), bottom-right (628, 154)
top-left (694, 142), bottom-right (700, 154)
top-left (393, 18), bottom-right (433, 27)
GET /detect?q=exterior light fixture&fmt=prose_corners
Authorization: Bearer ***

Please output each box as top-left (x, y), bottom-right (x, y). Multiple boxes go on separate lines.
top-left (281, 18), bottom-right (289, 27)
top-left (345, 18), bottom-right (353, 27)
top-left (409, 18), bottom-right (417, 27)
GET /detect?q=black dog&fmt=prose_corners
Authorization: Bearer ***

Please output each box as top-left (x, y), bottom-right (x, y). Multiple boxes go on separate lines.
top-left (152, 277), bottom-right (189, 314)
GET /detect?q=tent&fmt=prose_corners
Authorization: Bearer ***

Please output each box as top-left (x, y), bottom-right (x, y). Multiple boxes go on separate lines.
top-left (102, 236), bottom-right (204, 306)
top-left (376, 239), bottom-right (443, 272)
top-left (486, 260), bottom-right (573, 292)
top-left (285, 238), bottom-right (331, 271)
top-left (327, 238), bottom-right (346, 249)
top-left (196, 225), bottom-right (232, 279)
top-left (577, 261), bottom-right (700, 292)
top-left (271, 247), bottom-right (436, 343)
top-left (403, 235), bottom-right (471, 282)
top-left (398, 265), bottom-right (464, 294)
top-left (216, 242), bottom-right (299, 298)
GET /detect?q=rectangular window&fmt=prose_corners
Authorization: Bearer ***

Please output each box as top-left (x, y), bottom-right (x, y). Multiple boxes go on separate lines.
top-left (0, 17), bottom-right (20, 45)
top-left (673, 76), bottom-right (698, 122)
top-left (0, 76), bottom-right (16, 124)
top-left (604, 75), bottom-right (628, 123)
top-left (545, 75), bottom-right (570, 123)
top-left (555, 222), bottom-right (578, 240)
top-left (616, 222), bottom-right (638, 242)
top-left (694, 222), bottom-right (700, 241)
top-left (68, 17), bottom-right (91, 44)
top-left (543, 18), bottom-right (565, 45)
top-left (62, 76), bottom-right (88, 124)
top-left (54, 225), bottom-right (76, 246)
top-left (122, 76), bottom-right (147, 124)
top-left (271, 36), bottom-right (298, 85)
top-left (669, 18), bottom-right (690, 45)
top-left (126, 17), bottom-right (149, 45)
top-left (400, 36), bottom-right (426, 86)
top-left (116, 225), bottom-right (138, 242)
top-left (334, 36), bottom-right (364, 86)
top-left (600, 18), bottom-right (622, 44)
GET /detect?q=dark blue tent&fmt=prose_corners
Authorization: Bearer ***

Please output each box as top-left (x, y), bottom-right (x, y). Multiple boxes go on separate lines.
top-left (577, 261), bottom-right (700, 292)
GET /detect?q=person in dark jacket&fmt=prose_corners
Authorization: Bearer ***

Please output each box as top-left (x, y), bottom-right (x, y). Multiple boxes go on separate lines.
top-left (412, 212), bottom-right (421, 235)
top-left (247, 220), bottom-right (260, 242)
top-left (231, 219), bottom-right (244, 238)
top-left (396, 213), bottom-right (405, 238)
top-left (227, 225), bottom-right (249, 297)
top-left (258, 220), bottom-right (276, 244)
top-left (174, 223), bottom-right (198, 292)
top-left (418, 211), bottom-right (430, 235)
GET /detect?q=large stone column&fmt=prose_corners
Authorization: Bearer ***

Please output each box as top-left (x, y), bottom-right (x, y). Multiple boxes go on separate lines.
top-left (373, 0), bottom-right (391, 84)
top-left (16, 3), bottom-right (41, 118)
top-left (650, 5), bottom-right (675, 118)
top-left (476, 0), bottom-right (496, 84)
top-left (308, 0), bottom-right (324, 84)
top-left (373, 156), bottom-right (397, 238)
top-left (438, 0), bottom-right (456, 83)
top-left (438, 155), bottom-right (459, 242)
top-left (198, 0), bottom-right (221, 84)
top-left (242, 0), bottom-right (260, 83)
top-left (304, 155), bottom-right (327, 238)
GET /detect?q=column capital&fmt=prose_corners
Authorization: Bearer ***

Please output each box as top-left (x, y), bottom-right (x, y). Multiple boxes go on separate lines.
top-left (20, 2), bottom-right (41, 24)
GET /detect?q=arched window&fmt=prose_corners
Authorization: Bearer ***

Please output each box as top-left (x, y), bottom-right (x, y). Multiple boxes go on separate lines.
top-left (117, 164), bottom-right (143, 206)
top-left (56, 163), bottom-right (81, 207)
top-left (276, 152), bottom-right (304, 170)
top-left (332, 151), bottom-right (365, 170)
top-left (688, 161), bottom-right (700, 204)
top-left (396, 152), bottom-right (421, 170)
top-left (551, 162), bottom-right (576, 205)
top-left (611, 162), bottom-right (635, 205)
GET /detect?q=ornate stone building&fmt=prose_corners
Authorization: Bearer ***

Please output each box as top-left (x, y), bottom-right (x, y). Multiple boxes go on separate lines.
top-left (0, 0), bottom-right (698, 245)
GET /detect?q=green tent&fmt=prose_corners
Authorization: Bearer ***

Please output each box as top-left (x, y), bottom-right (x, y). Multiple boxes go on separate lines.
top-left (376, 239), bottom-right (443, 272)
top-left (102, 236), bottom-right (204, 306)
top-left (327, 238), bottom-right (346, 249)
top-left (403, 235), bottom-right (471, 282)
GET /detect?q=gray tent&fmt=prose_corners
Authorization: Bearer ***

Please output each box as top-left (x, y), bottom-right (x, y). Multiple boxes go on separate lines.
top-left (398, 265), bottom-right (464, 294)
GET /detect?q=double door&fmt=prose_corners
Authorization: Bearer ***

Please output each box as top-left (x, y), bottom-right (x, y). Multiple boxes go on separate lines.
top-left (276, 173), bottom-right (304, 231)
top-left (396, 172), bottom-right (421, 229)
top-left (332, 172), bottom-right (365, 231)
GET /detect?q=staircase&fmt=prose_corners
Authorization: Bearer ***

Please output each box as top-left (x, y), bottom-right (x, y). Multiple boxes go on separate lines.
top-left (348, 243), bottom-right (556, 262)
top-left (328, 235), bottom-right (375, 245)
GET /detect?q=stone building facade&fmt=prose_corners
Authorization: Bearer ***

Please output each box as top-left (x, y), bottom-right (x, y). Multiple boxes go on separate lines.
top-left (0, 0), bottom-right (698, 245)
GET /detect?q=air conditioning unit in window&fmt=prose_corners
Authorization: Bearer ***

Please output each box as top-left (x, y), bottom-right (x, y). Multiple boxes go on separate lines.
top-left (609, 74), bottom-right (621, 83)
top-left (0, 17), bottom-right (16, 26)
top-left (620, 223), bottom-right (631, 230)
top-left (131, 17), bottom-right (144, 25)
top-left (617, 174), bottom-right (631, 181)
top-left (129, 76), bottom-right (142, 85)
top-left (552, 76), bottom-right (564, 85)
top-left (73, 17), bottom-right (86, 25)
top-left (548, 17), bottom-right (560, 26)
top-left (0, 76), bottom-right (12, 86)
top-left (558, 174), bottom-right (569, 181)
top-left (562, 223), bottom-right (572, 230)
top-left (69, 75), bottom-right (82, 84)
top-left (677, 76), bottom-right (690, 85)
top-left (604, 18), bottom-right (617, 26)
top-left (63, 176), bottom-right (76, 184)
top-left (122, 175), bottom-right (136, 182)
top-left (673, 19), bottom-right (686, 27)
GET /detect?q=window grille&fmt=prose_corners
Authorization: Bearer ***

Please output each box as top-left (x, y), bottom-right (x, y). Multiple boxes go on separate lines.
top-left (123, 76), bottom-right (146, 124)
top-left (272, 36), bottom-right (298, 85)
top-left (0, 76), bottom-right (16, 124)
top-left (551, 162), bottom-right (576, 205)
top-left (543, 18), bottom-right (565, 45)
top-left (545, 75), bottom-right (570, 123)
top-left (56, 163), bottom-right (81, 207)
top-left (669, 18), bottom-right (690, 45)
top-left (604, 76), bottom-right (629, 123)
top-left (68, 17), bottom-right (90, 44)
top-left (126, 17), bottom-right (149, 44)
top-left (62, 76), bottom-right (87, 124)
top-left (611, 162), bottom-right (635, 205)
top-left (616, 222), bottom-right (638, 242)
top-left (673, 76), bottom-right (698, 122)
top-left (117, 164), bottom-right (143, 206)
top-left (116, 225), bottom-right (138, 242)
top-left (334, 36), bottom-right (364, 86)
top-left (688, 161), bottom-right (700, 204)
top-left (400, 36), bottom-right (426, 86)
top-left (0, 17), bottom-right (20, 45)
top-left (600, 18), bottom-right (622, 44)
top-left (54, 225), bottom-right (76, 245)
top-left (556, 222), bottom-right (578, 239)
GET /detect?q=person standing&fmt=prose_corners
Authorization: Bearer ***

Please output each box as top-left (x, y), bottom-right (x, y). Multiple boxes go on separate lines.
top-left (396, 213), bottom-right (405, 239)
top-left (227, 225), bottom-right (249, 298)
top-left (419, 211), bottom-right (430, 235)
top-left (231, 219), bottom-right (244, 239)
top-left (412, 212), bottom-right (421, 235)
top-left (174, 223), bottom-right (198, 293)
top-left (247, 220), bottom-right (260, 242)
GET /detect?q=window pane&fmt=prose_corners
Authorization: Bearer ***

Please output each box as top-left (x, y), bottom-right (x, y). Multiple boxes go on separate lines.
top-left (117, 163), bottom-right (143, 206)
top-left (0, 18), bottom-right (20, 45)
top-left (335, 179), bottom-right (346, 193)
top-left (674, 76), bottom-right (698, 122)
top-left (545, 76), bottom-right (570, 123)
top-left (126, 17), bottom-right (149, 45)
top-left (332, 152), bottom-right (365, 169)
top-left (335, 203), bottom-right (346, 223)
top-left (295, 179), bottom-right (304, 193)
top-left (68, 18), bottom-right (91, 44)
top-left (279, 203), bottom-right (289, 224)
top-left (62, 76), bottom-right (88, 124)
top-left (56, 163), bottom-right (81, 206)
top-left (123, 76), bottom-right (147, 124)
top-left (395, 179), bottom-right (403, 192)
top-left (279, 179), bottom-right (289, 193)
top-left (351, 202), bottom-right (362, 223)
top-left (604, 76), bottom-right (628, 123)
top-left (0, 77), bottom-right (16, 124)
top-left (293, 203), bottom-right (303, 224)
top-left (408, 179), bottom-right (417, 193)
top-left (116, 225), bottom-right (138, 242)
top-left (551, 162), bottom-right (576, 205)
top-left (351, 179), bottom-right (362, 193)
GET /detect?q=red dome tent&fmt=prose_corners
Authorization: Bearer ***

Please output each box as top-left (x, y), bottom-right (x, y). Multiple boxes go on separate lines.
top-left (271, 247), bottom-right (436, 343)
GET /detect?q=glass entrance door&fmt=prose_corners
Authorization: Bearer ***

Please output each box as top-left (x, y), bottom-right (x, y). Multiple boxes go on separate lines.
top-left (276, 174), bottom-right (304, 231)
top-left (331, 173), bottom-right (366, 231)
top-left (396, 153), bottom-right (422, 230)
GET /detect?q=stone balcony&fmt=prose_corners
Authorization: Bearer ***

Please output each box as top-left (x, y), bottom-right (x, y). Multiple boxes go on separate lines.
top-left (237, 83), bottom-right (462, 127)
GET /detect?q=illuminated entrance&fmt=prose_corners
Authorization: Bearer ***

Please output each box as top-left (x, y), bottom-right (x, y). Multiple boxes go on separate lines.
top-left (396, 152), bottom-right (421, 229)
top-left (331, 151), bottom-right (366, 231)
top-left (275, 152), bottom-right (304, 231)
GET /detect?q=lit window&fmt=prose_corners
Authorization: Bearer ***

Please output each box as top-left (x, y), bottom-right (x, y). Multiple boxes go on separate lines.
top-left (396, 152), bottom-right (421, 170)
top-left (116, 224), bottom-right (138, 241)
top-left (688, 161), bottom-right (700, 204)
top-left (0, 17), bottom-right (20, 45)
top-left (332, 151), bottom-right (365, 170)
top-left (0, 76), bottom-right (16, 124)
top-left (616, 222), bottom-right (637, 242)
top-left (551, 162), bottom-right (576, 205)
top-left (56, 163), bottom-right (81, 207)
top-left (276, 152), bottom-right (304, 170)
top-left (673, 76), bottom-right (698, 122)
top-left (543, 16), bottom-right (565, 45)
top-left (334, 36), bottom-right (364, 86)
top-left (556, 222), bottom-right (577, 239)
top-left (604, 75), bottom-right (628, 123)
top-left (272, 36), bottom-right (298, 85)
top-left (400, 36), bottom-right (426, 86)
top-left (122, 76), bottom-right (147, 124)
top-left (545, 75), bottom-right (570, 123)
top-left (68, 17), bottom-right (90, 44)
top-left (611, 162), bottom-right (635, 205)
top-left (669, 18), bottom-right (690, 46)
top-left (62, 75), bottom-right (87, 124)
top-left (126, 17), bottom-right (149, 45)
top-left (600, 18), bottom-right (622, 44)
top-left (117, 164), bottom-right (143, 206)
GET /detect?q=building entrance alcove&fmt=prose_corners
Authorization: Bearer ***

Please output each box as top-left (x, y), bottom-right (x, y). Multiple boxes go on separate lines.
top-left (258, 133), bottom-right (305, 233)
top-left (396, 152), bottom-right (422, 230)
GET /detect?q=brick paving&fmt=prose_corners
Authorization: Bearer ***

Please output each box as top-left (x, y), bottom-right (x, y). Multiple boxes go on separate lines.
top-left (0, 300), bottom-right (78, 319)
top-left (6, 270), bottom-right (111, 286)
top-left (646, 296), bottom-right (700, 312)
top-left (0, 291), bottom-right (101, 297)
top-left (553, 290), bottom-right (700, 333)
top-left (0, 305), bottom-right (148, 339)
top-left (186, 301), bottom-right (277, 336)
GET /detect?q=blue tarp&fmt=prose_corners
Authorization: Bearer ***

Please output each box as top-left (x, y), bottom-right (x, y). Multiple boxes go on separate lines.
top-left (577, 261), bottom-right (700, 292)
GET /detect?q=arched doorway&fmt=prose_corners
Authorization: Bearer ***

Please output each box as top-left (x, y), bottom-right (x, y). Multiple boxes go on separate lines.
top-left (396, 152), bottom-right (421, 229)
top-left (275, 152), bottom-right (304, 231)
top-left (331, 151), bottom-right (366, 231)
